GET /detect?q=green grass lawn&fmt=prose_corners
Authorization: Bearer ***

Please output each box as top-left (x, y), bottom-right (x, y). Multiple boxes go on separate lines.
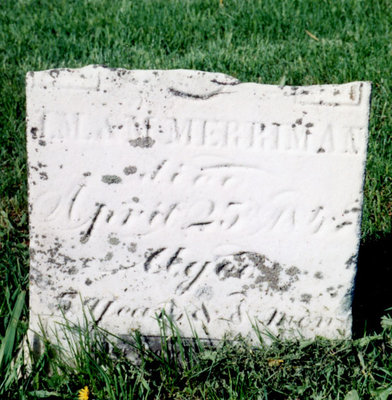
top-left (0, 0), bottom-right (391, 398)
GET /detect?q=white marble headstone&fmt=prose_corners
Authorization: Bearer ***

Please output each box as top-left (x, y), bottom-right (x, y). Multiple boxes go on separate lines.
top-left (26, 66), bottom-right (371, 347)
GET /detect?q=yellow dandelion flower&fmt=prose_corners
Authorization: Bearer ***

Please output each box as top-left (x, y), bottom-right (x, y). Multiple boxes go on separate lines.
top-left (267, 358), bottom-right (284, 367)
top-left (78, 386), bottom-right (89, 400)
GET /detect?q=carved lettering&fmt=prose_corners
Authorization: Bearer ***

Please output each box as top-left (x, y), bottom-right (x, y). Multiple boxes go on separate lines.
top-left (41, 111), bottom-right (363, 156)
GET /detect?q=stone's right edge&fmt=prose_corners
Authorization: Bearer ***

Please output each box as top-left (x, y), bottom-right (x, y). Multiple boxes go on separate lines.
top-left (350, 81), bottom-right (372, 335)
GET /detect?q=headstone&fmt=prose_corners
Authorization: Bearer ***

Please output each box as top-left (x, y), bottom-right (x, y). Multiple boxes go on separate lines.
top-left (26, 66), bottom-right (371, 348)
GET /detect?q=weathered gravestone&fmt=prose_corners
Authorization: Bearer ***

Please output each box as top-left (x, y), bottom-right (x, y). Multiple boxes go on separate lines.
top-left (26, 66), bottom-right (371, 349)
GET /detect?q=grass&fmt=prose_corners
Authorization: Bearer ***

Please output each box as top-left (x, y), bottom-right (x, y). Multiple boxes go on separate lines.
top-left (9, 312), bottom-right (392, 399)
top-left (0, 0), bottom-right (391, 398)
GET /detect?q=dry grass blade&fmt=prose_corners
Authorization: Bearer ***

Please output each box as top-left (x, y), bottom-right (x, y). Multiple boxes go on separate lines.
top-left (305, 29), bottom-right (319, 41)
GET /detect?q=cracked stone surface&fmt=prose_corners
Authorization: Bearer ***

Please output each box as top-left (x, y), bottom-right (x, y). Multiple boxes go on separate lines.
top-left (26, 66), bottom-right (371, 348)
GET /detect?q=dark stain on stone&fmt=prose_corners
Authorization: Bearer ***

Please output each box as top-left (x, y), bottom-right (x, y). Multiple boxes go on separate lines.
top-left (129, 137), bottom-right (155, 148)
top-left (336, 221), bottom-right (353, 229)
top-left (59, 253), bottom-right (76, 266)
top-left (39, 172), bottom-right (48, 180)
top-left (300, 293), bottom-right (312, 303)
top-left (31, 127), bottom-right (38, 139)
top-left (29, 248), bottom-right (36, 260)
top-left (216, 252), bottom-right (300, 292)
top-left (314, 271), bottom-right (324, 279)
top-left (286, 266), bottom-right (300, 276)
top-left (108, 235), bottom-right (120, 245)
top-left (124, 165), bottom-right (137, 175)
top-left (295, 118), bottom-right (302, 125)
top-left (81, 257), bottom-right (93, 268)
top-left (327, 287), bottom-right (337, 298)
top-left (317, 148), bottom-right (325, 153)
top-left (64, 265), bottom-right (78, 275)
top-left (83, 172), bottom-right (91, 176)
top-left (102, 175), bottom-right (122, 184)
top-left (345, 254), bottom-right (357, 269)
top-left (195, 285), bottom-right (213, 301)
top-left (127, 242), bottom-right (137, 253)
top-left (305, 123), bottom-right (314, 128)
top-left (85, 278), bottom-right (92, 286)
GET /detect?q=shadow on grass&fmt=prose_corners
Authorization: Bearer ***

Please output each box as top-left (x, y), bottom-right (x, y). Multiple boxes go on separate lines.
top-left (352, 232), bottom-right (392, 337)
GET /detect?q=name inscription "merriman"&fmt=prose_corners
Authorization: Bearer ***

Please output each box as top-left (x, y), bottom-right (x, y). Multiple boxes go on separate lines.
top-left (33, 111), bottom-right (366, 155)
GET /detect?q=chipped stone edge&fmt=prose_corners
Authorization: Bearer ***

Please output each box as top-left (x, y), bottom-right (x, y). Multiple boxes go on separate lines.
top-left (26, 64), bottom-right (373, 94)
